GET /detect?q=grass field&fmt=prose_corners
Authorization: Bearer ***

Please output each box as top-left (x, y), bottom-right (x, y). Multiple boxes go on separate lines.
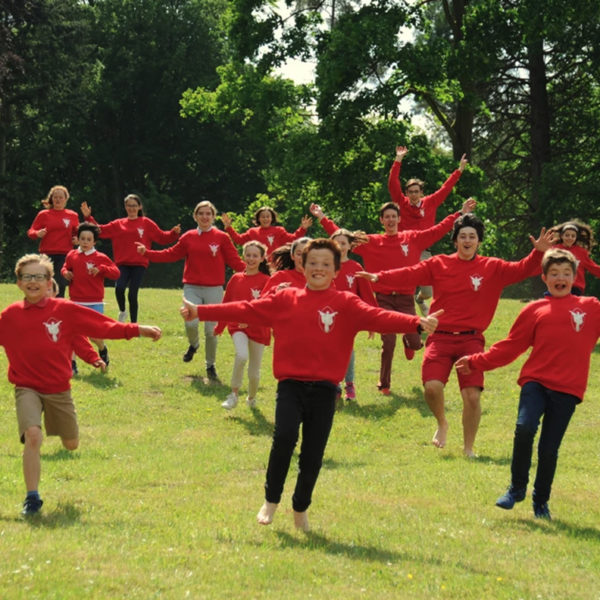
top-left (0, 283), bottom-right (599, 599)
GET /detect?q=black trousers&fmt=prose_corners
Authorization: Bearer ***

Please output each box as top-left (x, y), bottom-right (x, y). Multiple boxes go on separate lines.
top-left (264, 379), bottom-right (337, 512)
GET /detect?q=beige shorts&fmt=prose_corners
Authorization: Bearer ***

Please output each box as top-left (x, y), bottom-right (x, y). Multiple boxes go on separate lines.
top-left (15, 387), bottom-right (79, 443)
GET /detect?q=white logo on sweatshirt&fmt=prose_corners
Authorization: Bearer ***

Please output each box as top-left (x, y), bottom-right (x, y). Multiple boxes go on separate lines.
top-left (570, 309), bottom-right (586, 332)
top-left (137, 228), bottom-right (144, 238)
top-left (419, 208), bottom-right (425, 217)
top-left (209, 244), bottom-right (219, 257)
top-left (345, 274), bottom-right (355, 289)
top-left (267, 235), bottom-right (275, 246)
top-left (86, 262), bottom-right (95, 271)
top-left (401, 243), bottom-right (409, 257)
top-left (318, 307), bottom-right (338, 333)
top-left (470, 275), bottom-right (483, 291)
top-left (43, 318), bottom-right (62, 342)
top-left (251, 288), bottom-right (261, 299)
top-left (63, 218), bottom-right (71, 228)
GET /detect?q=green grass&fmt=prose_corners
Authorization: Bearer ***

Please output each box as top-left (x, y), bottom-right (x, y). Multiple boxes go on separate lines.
top-left (0, 284), bottom-right (599, 599)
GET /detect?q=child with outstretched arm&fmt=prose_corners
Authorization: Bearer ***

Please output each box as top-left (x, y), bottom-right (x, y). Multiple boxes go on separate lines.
top-left (456, 248), bottom-right (600, 520)
top-left (181, 238), bottom-right (442, 532)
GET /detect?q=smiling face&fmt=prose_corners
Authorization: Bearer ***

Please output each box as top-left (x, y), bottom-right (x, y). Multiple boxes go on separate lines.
top-left (244, 244), bottom-right (264, 274)
top-left (303, 248), bottom-right (338, 291)
top-left (379, 208), bottom-right (399, 235)
top-left (124, 198), bottom-right (141, 220)
top-left (194, 206), bottom-right (215, 231)
top-left (405, 184), bottom-right (424, 206)
top-left (291, 241), bottom-right (308, 271)
top-left (561, 228), bottom-right (577, 248)
top-left (542, 261), bottom-right (575, 297)
top-left (454, 226), bottom-right (481, 260)
top-left (332, 234), bottom-right (350, 260)
top-left (257, 210), bottom-right (273, 228)
top-left (78, 230), bottom-right (95, 252)
top-left (17, 262), bottom-right (52, 304)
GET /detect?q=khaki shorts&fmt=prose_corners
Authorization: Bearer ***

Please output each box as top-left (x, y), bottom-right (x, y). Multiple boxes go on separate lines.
top-left (15, 387), bottom-right (79, 443)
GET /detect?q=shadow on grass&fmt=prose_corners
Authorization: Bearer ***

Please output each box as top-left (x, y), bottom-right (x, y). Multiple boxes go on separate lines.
top-left (43, 447), bottom-right (81, 462)
top-left (340, 386), bottom-right (430, 420)
top-left (185, 374), bottom-right (227, 399)
top-left (516, 517), bottom-right (600, 540)
top-left (76, 371), bottom-right (120, 389)
top-left (0, 503), bottom-right (84, 528)
top-left (437, 453), bottom-right (511, 466)
top-left (228, 408), bottom-right (274, 437)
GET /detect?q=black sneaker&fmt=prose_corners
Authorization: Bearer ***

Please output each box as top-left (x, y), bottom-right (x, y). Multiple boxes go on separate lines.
top-left (495, 487), bottom-right (526, 509)
top-left (71, 360), bottom-right (78, 375)
top-left (22, 495), bottom-right (43, 516)
top-left (206, 364), bottom-right (220, 383)
top-left (183, 345), bottom-right (198, 363)
top-left (99, 346), bottom-right (109, 367)
top-left (533, 502), bottom-right (551, 520)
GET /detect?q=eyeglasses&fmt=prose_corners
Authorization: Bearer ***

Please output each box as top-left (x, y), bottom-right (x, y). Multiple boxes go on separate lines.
top-left (19, 273), bottom-right (49, 282)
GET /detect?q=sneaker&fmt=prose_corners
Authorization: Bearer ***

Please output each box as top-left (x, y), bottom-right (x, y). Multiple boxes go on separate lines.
top-left (403, 337), bottom-right (415, 361)
top-left (99, 346), bottom-right (109, 367)
top-left (495, 487), bottom-right (526, 510)
top-left (246, 396), bottom-right (256, 408)
top-left (22, 495), bottom-right (43, 516)
top-left (206, 364), bottom-right (221, 383)
top-left (379, 387), bottom-right (391, 396)
top-left (71, 360), bottom-right (78, 376)
top-left (345, 382), bottom-right (356, 401)
top-left (118, 311), bottom-right (127, 323)
top-left (533, 502), bottom-right (552, 520)
top-left (221, 392), bottom-right (238, 410)
top-left (182, 344), bottom-right (198, 363)
top-left (416, 297), bottom-right (429, 316)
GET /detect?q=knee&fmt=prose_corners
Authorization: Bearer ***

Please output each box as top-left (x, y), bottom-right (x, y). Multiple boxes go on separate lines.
top-left (462, 389), bottom-right (481, 410)
top-left (24, 426), bottom-right (43, 449)
top-left (61, 438), bottom-right (79, 451)
top-left (424, 380), bottom-right (444, 399)
top-left (515, 423), bottom-right (536, 440)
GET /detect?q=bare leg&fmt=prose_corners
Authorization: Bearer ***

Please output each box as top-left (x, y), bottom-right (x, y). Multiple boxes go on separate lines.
top-left (293, 510), bottom-right (310, 532)
top-left (23, 427), bottom-right (43, 492)
top-left (61, 438), bottom-right (79, 451)
top-left (424, 380), bottom-right (448, 448)
top-left (461, 386), bottom-right (482, 457)
top-left (257, 501), bottom-right (278, 525)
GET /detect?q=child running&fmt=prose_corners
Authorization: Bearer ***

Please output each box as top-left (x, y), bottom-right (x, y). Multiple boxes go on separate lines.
top-left (62, 223), bottom-right (120, 368)
top-left (222, 206), bottom-right (312, 257)
top-left (549, 219), bottom-right (600, 295)
top-left (0, 254), bottom-right (161, 516)
top-left (180, 238), bottom-right (443, 532)
top-left (214, 241), bottom-right (271, 410)
top-left (456, 249), bottom-right (600, 519)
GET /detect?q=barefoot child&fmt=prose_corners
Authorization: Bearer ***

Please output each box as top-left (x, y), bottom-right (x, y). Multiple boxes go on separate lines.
top-left (456, 249), bottom-right (600, 519)
top-left (181, 238), bottom-right (442, 531)
top-left (0, 254), bottom-right (162, 516)
top-left (214, 241), bottom-right (271, 410)
top-left (62, 223), bottom-right (120, 368)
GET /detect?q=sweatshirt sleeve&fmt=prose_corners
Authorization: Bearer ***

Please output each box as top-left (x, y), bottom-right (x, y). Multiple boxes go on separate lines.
top-left (376, 260), bottom-right (432, 289)
top-left (387, 161), bottom-right (407, 207)
top-left (27, 211), bottom-right (45, 240)
top-left (196, 295), bottom-right (278, 327)
top-left (411, 211), bottom-right (459, 250)
top-left (319, 216), bottom-right (339, 236)
top-left (147, 219), bottom-right (180, 245)
top-left (145, 238), bottom-right (188, 263)
top-left (348, 294), bottom-right (421, 333)
top-left (497, 249), bottom-right (543, 285)
top-left (424, 169), bottom-right (462, 210)
top-left (72, 335), bottom-right (101, 365)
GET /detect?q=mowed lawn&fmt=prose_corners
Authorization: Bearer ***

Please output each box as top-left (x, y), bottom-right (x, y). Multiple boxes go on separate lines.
top-left (0, 283), bottom-right (599, 599)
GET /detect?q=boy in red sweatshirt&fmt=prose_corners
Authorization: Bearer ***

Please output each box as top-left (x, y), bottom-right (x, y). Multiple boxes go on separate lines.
top-left (181, 238), bottom-right (443, 532)
top-left (0, 254), bottom-right (161, 516)
top-left (456, 249), bottom-right (600, 519)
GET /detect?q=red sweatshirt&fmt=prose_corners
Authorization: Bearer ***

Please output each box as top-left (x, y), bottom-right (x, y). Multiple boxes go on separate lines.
top-left (62, 248), bottom-right (120, 303)
top-left (376, 250), bottom-right (542, 333)
top-left (467, 294), bottom-right (600, 400)
top-left (73, 336), bottom-right (101, 365)
top-left (214, 272), bottom-right (271, 345)
top-left (226, 225), bottom-right (307, 255)
top-left (387, 161), bottom-right (462, 232)
top-left (145, 227), bottom-right (245, 286)
top-left (320, 213), bottom-right (460, 294)
top-left (0, 298), bottom-right (139, 393)
top-left (261, 269), bottom-right (307, 295)
top-left (28, 209), bottom-right (79, 254)
top-left (555, 244), bottom-right (600, 292)
top-left (86, 216), bottom-right (179, 267)
top-left (335, 260), bottom-right (377, 306)
top-left (194, 286), bottom-right (421, 385)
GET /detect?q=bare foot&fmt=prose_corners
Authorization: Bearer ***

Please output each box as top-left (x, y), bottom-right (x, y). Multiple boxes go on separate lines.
top-left (293, 510), bottom-right (310, 532)
top-left (432, 421), bottom-right (449, 448)
top-left (257, 501), bottom-right (278, 525)
top-left (463, 448), bottom-right (478, 458)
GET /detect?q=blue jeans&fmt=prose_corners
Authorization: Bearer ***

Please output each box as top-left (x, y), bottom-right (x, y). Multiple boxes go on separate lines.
top-left (510, 381), bottom-right (578, 504)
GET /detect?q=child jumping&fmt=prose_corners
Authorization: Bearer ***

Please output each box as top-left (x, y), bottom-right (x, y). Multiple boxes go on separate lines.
top-left (214, 241), bottom-right (272, 410)
top-left (0, 253), bottom-right (161, 516)
top-left (181, 238), bottom-right (442, 532)
top-left (456, 249), bottom-right (600, 519)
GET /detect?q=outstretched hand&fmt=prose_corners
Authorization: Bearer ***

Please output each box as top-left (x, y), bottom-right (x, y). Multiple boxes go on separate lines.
top-left (461, 197), bottom-right (476, 214)
top-left (530, 227), bottom-right (557, 252)
top-left (138, 325), bottom-right (162, 341)
top-left (309, 203), bottom-right (324, 219)
top-left (93, 359), bottom-right (107, 373)
top-left (220, 213), bottom-right (232, 228)
top-left (356, 270), bottom-right (377, 283)
top-left (458, 154), bottom-right (468, 172)
top-left (80, 201), bottom-right (92, 218)
top-left (395, 145), bottom-right (408, 161)
top-left (301, 215), bottom-right (313, 229)
top-left (180, 297), bottom-right (198, 321)
top-left (420, 309), bottom-right (444, 334)
top-left (455, 355), bottom-right (471, 374)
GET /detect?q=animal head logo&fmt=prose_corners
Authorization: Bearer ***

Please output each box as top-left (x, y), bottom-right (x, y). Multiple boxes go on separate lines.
top-left (470, 275), bottom-right (483, 291)
top-left (318, 307), bottom-right (338, 333)
top-left (63, 218), bottom-right (71, 228)
top-left (570, 309), bottom-right (586, 332)
top-left (267, 235), bottom-right (275, 246)
top-left (345, 274), bottom-right (355, 289)
top-left (419, 208), bottom-right (425, 218)
top-left (251, 288), bottom-right (261, 299)
top-left (137, 228), bottom-right (145, 238)
top-left (86, 262), bottom-right (95, 272)
top-left (43, 318), bottom-right (62, 343)
top-left (209, 244), bottom-right (219, 257)
top-left (401, 243), bottom-right (409, 257)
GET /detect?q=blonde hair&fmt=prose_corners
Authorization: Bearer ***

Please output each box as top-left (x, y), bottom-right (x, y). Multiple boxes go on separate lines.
top-left (44, 185), bottom-right (69, 208)
top-left (15, 253), bottom-right (54, 279)
top-left (194, 200), bottom-right (217, 217)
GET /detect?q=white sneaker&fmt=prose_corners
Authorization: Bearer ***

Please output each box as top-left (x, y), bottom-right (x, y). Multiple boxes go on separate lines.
top-left (221, 393), bottom-right (238, 410)
top-left (246, 396), bottom-right (256, 408)
top-left (118, 311), bottom-right (127, 323)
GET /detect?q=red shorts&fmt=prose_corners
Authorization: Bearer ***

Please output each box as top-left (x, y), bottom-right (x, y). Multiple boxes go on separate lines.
top-left (422, 333), bottom-right (485, 389)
